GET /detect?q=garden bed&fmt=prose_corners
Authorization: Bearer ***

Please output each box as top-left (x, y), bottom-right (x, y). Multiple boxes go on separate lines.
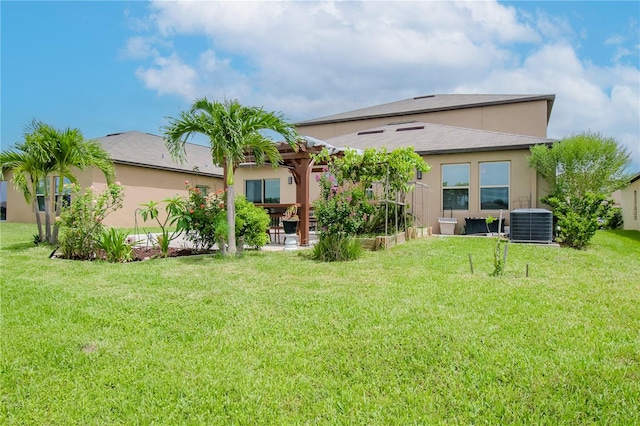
top-left (358, 226), bottom-right (432, 251)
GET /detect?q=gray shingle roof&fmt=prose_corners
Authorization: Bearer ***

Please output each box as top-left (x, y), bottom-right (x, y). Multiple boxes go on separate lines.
top-left (94, 131), bottom-right (223, 177)
top-left (324, 122), bottom-right (556, 154)
top-left (296, 94), bottom-right (555, 126)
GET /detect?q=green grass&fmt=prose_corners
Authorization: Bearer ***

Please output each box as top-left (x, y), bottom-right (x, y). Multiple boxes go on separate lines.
top-left (1, 223), bottom-right (639, 424)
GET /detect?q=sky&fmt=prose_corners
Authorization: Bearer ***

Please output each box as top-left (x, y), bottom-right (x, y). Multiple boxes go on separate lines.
top-left (2, 0), bottom-right (639, 172)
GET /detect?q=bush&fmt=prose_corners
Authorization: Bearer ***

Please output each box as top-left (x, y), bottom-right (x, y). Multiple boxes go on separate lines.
top-left (58, 183), bottom-right (124, 260)
top-left (311, 233), bottom-right (362, 262)
top-left (139, 196), bottom-right (185, 258)
top-left (545, 193), bottom-right (607, 249)
top-left (99, 227), bottom-right (134, 263)
top-left (603, 206), bottom-right (623, 230)
top-left (235, 196), bottom-right (270, 249)
top-left (179, 184), bottom-right (226, 251)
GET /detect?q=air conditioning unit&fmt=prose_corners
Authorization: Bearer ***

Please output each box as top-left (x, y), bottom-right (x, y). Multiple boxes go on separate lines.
top-left (509, 208), bottom-right (553, 243)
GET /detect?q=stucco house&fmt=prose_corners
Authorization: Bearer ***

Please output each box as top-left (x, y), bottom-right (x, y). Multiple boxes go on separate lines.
top-left (2, 131), bottom-right (223, 228)
top-left (320, 121), bottom-right (555, 233)
top-left (620, 173), bottom-right (640, 231)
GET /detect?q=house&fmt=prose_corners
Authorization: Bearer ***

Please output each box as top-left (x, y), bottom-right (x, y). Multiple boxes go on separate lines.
top-left (321, 121), bottom-right (555, 233)
top-left (297, 94), bottom-right (555, 139)
top-left (291, 94), bottom-right (557, 234)
top-left (2, 131), bottom-right (224, 228)
top-left (620, 173), bottom-right (640, 231)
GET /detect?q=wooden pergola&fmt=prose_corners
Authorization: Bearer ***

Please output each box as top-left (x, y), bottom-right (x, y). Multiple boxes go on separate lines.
top-left (244, 136), bottom-right (343, 246)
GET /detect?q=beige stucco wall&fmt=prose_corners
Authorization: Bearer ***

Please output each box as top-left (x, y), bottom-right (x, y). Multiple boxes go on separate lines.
top-left (233, 149), bottom-right (548, 234)
top-left (413, 149), bottom-right (547, 234)
top-left (3, 165), bottom-right (223, 229)
top-left (621, 178), bottom-right (640, 231)
top-left (298, 100), bottom-right (550, 139)
top-left (101, 165), bottom-right (222, 228)
top-left (3, 171), bottom-right (89, 224)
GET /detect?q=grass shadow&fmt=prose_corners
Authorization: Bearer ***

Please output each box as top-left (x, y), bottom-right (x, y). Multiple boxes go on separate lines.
top-left (0, 241), bottom-right (39, 252)
top-left (608, 230), bottom-right (640, 243)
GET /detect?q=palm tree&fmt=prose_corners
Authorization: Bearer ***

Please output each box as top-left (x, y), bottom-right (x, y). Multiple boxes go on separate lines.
top-left (0, 136), bottom-right (51, 242)
top-left (1, 121), bottom-right (115, 244)
top-left (41, 125), bottom-right (116, 243)
top-left (164, 98), bottom-right (299, 255)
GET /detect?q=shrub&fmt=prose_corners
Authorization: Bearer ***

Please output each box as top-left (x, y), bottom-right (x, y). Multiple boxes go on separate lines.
top-left (545, 193), bottom-right (608, 249)
top-left (313, 175), bottom-right (375, 237)
top-left (58, 183), bottom-right (124, 260)
top-left (235, 196), bottom-right (270, 250)
top-left (179, 185), bottom-right (226, 252)
top-left (99, 227), bottom-right (134, 263)
top-left (139, 196), bottom-right (185, 257)
top-left (602, 206), bottom-right (623, 230)
top-left (311, 233), bottom-right (362, 262)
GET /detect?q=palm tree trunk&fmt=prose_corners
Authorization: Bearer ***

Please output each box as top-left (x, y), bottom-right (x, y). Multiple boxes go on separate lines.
top-left (32, 199), bottom-right (44, 242)
top-left (226, 161), bottom-right (237, 256)
top-left (51, 174), bottom-right (64, 244)
top-left (43, 176), bottom-right (52, 243)
top-left (29, 177), bottom-right (44, 242)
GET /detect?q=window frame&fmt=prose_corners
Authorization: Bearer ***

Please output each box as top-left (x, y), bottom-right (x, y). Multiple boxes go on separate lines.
top-left (442, 163), bottom-right (470, 211)
top-left (245, 178), bottom-right (280, 204)
top-left (479, 161), bottom-right (510, 211)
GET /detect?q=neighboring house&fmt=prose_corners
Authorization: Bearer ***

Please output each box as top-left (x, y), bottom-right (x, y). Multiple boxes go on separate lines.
top-left (2, 131), bottom-right (224, 228)
top-left (620, 173), bottom-right (640, 231)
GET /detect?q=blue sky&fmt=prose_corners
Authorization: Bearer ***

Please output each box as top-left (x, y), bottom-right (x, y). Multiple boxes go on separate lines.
top-left (2, 1), bottom-right (639, 171)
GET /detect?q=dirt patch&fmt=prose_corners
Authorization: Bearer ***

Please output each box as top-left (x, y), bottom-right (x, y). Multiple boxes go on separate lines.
top-left (130, 247), bottom-right (207, 261)
top-left (51, 247), bottom-right (212, 262)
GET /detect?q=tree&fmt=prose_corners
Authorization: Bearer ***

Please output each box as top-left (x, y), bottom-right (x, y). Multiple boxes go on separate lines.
top-left (0, 121), bottom-right (115, 244)
top-left (40, 125), bottom-right (115, 243)
top-left (529, 132), bottom-right (631, 248)
top-left (164, 98), bottom-right (298, 256)
top-left (529, 132), bottom-right (631, 198)
top-left (0, 126), bottom-right (52, 242)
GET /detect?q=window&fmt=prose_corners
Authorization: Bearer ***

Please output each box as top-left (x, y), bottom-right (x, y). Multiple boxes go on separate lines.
top-left (480, 162), bottom-right (509, 210)
top-left (442, 164), bottom-right (469, 210)
top-left (54, 177), bottom-right (72, 208)
top-left (245, 179), bottom-right (280, 203)
top-left (36, 177), bottom-right (71, 212)
top-left (196, 185), bottom-right (209, 196)
top-left (36, 179), bottom-right (48, 212)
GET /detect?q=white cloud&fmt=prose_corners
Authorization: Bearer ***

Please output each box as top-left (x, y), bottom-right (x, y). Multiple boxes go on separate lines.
top-left (120, 36), bottom-right (159, 60)
top-left (135, 54), bottom-right (198, 100)
top-left (125, 0), bottom-right (639, 170)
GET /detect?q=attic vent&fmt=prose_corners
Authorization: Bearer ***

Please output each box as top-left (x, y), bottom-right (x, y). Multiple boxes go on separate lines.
top-left (106, 132), bottom-right (123, 137)
top-left (357, 130), bottom-right (384, 135)
top-left (413, 95), bottom-right (435, 100)
top-left (396, 126), bottom-right (425, 132)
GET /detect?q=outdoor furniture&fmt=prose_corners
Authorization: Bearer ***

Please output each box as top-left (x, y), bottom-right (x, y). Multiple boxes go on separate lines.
top-left (464, 217), bottom-right (504, 234)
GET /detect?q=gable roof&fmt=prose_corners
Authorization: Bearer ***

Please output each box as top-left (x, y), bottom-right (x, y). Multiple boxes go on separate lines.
top-left (296, 94), bottom-right (556, 126)
top-left (324, 122), bottom-right (556, 155)
top-left (94, 131), bottom-right (223, 177)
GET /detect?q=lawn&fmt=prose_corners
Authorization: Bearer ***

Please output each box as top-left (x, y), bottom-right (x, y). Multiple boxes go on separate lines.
top-left (1, 223), bottom-right (639, 424)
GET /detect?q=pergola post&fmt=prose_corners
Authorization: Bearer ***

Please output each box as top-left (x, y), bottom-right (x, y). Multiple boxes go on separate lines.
top-left (289, 157), bottom-right (313, 245)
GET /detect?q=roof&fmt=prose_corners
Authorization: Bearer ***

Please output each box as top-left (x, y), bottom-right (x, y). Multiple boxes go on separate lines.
top-left (296, 94), bottom-right (556, 126)
top-left (324, 122), bottom-right (556, 155)
top-left (94, 131), bottom-right (223, 177)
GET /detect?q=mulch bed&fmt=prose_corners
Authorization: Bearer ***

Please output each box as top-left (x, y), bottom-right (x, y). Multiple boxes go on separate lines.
top-left (51, 247), bottom-right (211, 262)
top-left (130, 247), bottom-right (205, 261)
